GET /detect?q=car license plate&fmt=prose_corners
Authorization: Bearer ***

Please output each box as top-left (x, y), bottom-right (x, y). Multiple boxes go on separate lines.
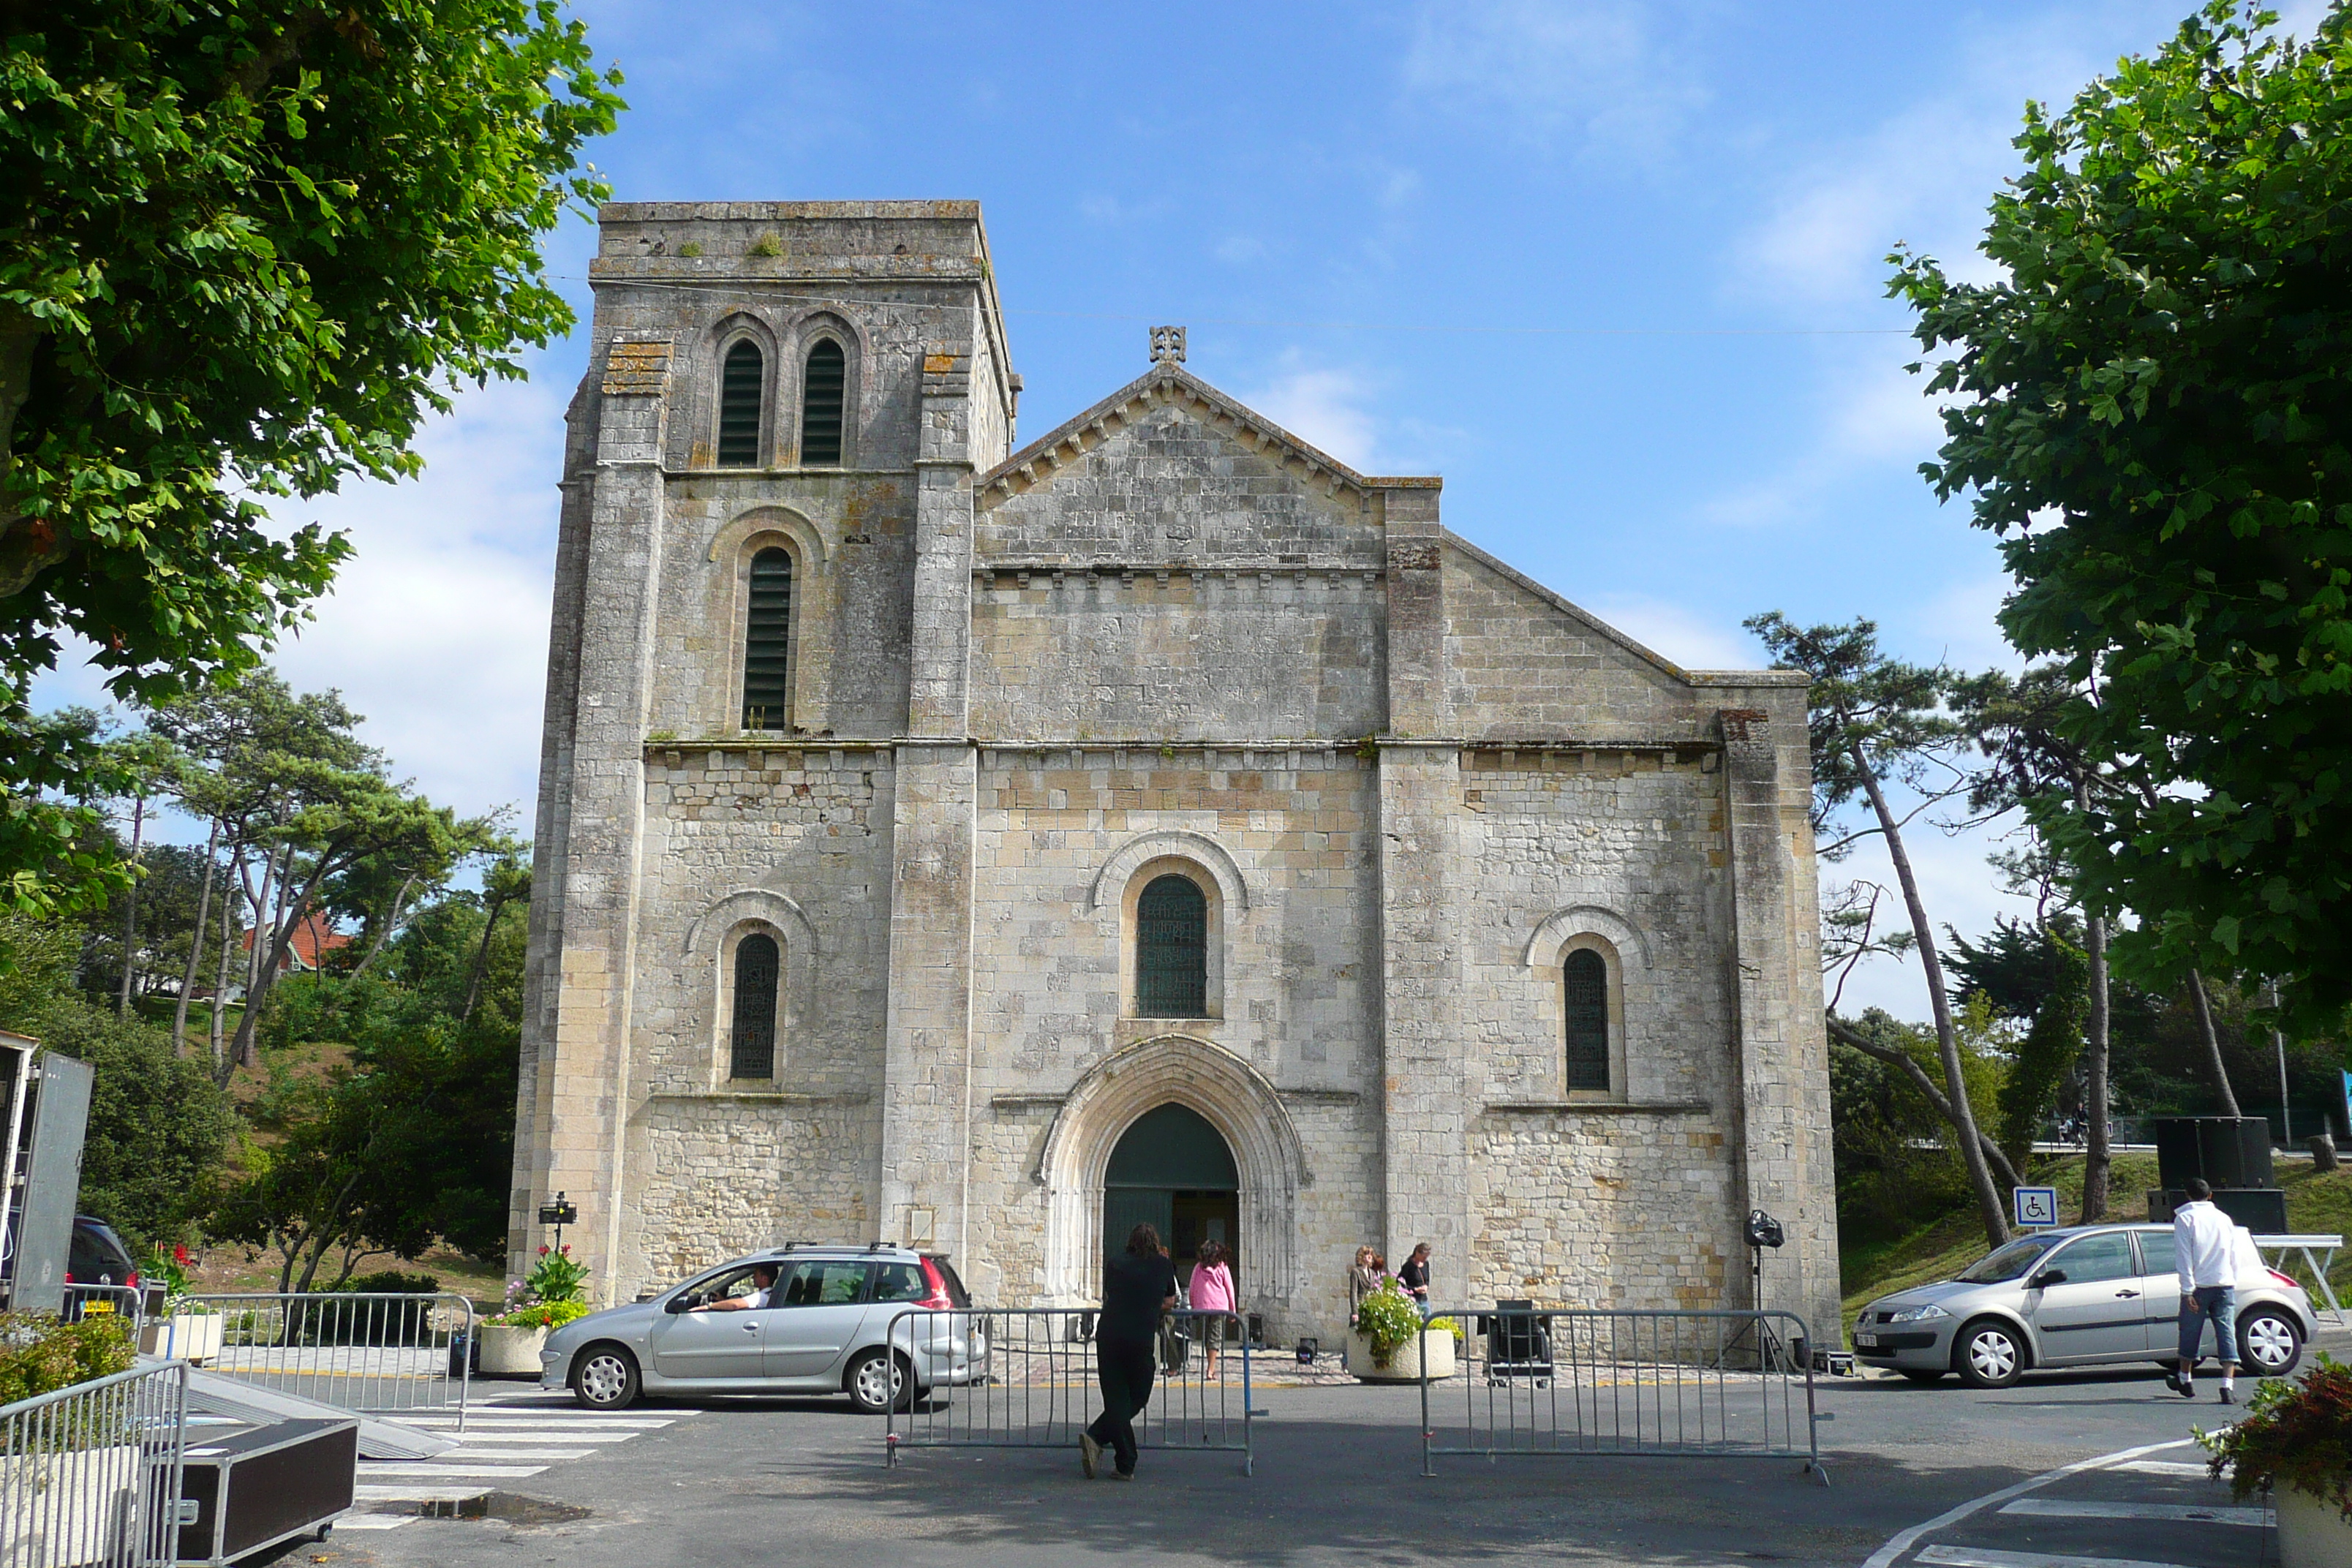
top-left (83, 1301), bottom-right (114, 1315)
top-left (1853, 1333), bottom-right (1876, 1348)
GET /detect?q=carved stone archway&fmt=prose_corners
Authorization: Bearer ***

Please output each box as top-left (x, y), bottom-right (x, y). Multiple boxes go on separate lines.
top-left (1039, 1036), bottom-right (1306, 1311)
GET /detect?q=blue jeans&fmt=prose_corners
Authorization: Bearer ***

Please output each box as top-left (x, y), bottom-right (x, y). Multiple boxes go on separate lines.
top-left (2176, 1286), bottom-right (2237, 1364)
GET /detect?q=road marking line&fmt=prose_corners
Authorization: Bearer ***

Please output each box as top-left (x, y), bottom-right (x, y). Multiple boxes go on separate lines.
top-left (357, 1464), bottom-right (546, 1480)
top-left (332, 1516), bottom-right (416, 1531)
top-left (353, 1485), bottom-right (492, 1503)
top-left (1918, 1548), bottom-right (2199, 1568)
top-left (1860, 1437), bottom-right (2201, 1568)
top-left (2106, 1460), bottom-right (2217, 1478)
top-left (439, 1448), bottom-right (595, 1460)
top-left (405, 1428), bottom-right (644, 1440)
top-left (1999, 1499), bottom-right (2266, 1526)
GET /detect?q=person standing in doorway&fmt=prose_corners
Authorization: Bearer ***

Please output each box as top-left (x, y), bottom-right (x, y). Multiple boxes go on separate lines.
top-left (1398, 1243), bottom-right (1433, 1316)
top-left (1082, 1223), bottom-right (1177, 1480)
top-left (1347, 1246), bottom-right (1382, 1327)
top-left (2168, 1178), bottom-right (2241, 1403)
top-left (1189, 1240), bottom-right (1237, 1379)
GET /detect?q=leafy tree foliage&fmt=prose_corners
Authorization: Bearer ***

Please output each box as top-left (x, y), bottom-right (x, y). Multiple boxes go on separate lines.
top-left (1, 1), bottom-right (622, 913)
top-left (1891, 3), bottom-right (2352, 1034)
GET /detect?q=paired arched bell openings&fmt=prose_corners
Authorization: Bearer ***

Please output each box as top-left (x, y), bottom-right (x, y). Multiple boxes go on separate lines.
top-left (705, 315), bottom-right (859, 470)
top-left (1524, 906), bottom-right (1645, 1101)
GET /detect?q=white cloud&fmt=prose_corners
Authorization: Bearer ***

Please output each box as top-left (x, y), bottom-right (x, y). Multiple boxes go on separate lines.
top-left (30, 369), bottom-right (570, 832)
top-left (1233, 357), bottom-right (1387, 472)
top-left (1696, 346), bottom-right (1942, 529)
top-left (1398, 0), bottom-right (1708, 159)
top-left (1580, 595), bottom-right (1757, 671)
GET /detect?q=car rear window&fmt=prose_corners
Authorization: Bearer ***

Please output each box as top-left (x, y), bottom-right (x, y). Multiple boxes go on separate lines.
top-left (778, 1259), bottom-right (871, 1305)
top-left (1956, 1235), bottom-right (2061, 1284)
top-left (930, 1256), bottom-right (971, 1307)
top-left (872, 1263), bottom-right (926, 1303)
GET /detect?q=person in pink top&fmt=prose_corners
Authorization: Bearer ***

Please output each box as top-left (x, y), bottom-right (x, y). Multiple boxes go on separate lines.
top-left (1188, 1240), bottom-right (1237, 1377)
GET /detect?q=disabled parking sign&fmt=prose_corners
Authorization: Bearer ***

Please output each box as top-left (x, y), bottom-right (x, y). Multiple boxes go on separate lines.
top-left (2013, 1186), bottom-right (2059, 1228)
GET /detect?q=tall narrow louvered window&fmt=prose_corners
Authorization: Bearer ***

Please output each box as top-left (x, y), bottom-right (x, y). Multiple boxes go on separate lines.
top-left (1564, 948), bottom-right (1610, 1091)
top-left (717, 340), bottom-right (764, 466)
top-left (730, 932), bottom-right (779, 1079)
top-left (800, 339), bottom-right (845, 464)
top-left (1136, 875), bottom-right (1207, 1017)
top-left (741, 547), bottom-right (792, 731)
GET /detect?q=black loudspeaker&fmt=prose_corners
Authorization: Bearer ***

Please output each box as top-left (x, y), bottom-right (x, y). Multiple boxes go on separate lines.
top-left (2152, 1117), bottom-right (2274, 1191)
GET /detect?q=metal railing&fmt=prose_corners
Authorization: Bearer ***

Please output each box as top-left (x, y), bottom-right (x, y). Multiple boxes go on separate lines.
top-left (1414, 1306), bottom-right (1825, 1482)
top-left (187, 1292), bottom-right (473, 1424)
top-left (882, 1308), bottom-right (1255, 1475)
top-left (0, 1360), bottom-right (188, 1568)
top-left (59, 1285), bottom-right (143, 1327)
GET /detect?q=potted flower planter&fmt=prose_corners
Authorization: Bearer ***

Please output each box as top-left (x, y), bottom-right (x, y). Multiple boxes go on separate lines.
top-left (1347, 1325), bottom-right (1457, 1382)
top-left (478, 1323), bottom-right (549, 1377)
top-left (2277, 1485), bottom-right (2352, 1568)
top-left (137, 1312), bottom-right (223, 1363)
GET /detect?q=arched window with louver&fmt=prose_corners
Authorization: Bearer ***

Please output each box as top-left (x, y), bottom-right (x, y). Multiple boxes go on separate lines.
top-left (741, 547), bottom-right (792, 731)
top-left (717, 340), bottom-right (764, 466)
top-left (731, 932), bottom-right (780, 1079)
top-left (800, 339), bottom-right (845, 465)
top-left (1135, 875), bottom-right (1207, 1017)
top-left (1563, 947), bottom-right (1610, 1092)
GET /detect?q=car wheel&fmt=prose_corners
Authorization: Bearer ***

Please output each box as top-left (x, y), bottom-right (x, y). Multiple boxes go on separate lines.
top-left (1954, 1320), bottom-right (2026, 1389)
top-left (846, 1348), bottom-right (913, 1414)
top-left (2236, 1308), bottom-right (2304, 1378)
top-left (1900, 1370), bottom-right (1945, 1384)
top-left (571, 1343), bottom-right (641, 1411)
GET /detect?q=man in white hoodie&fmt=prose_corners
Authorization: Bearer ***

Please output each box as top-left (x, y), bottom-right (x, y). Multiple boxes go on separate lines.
top-left (2168, 1177), bottom-right (2241, 1403)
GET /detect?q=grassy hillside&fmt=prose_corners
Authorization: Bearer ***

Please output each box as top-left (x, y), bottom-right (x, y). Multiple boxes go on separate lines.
top-left (1840, 1152), bottom-right (2352, 1336)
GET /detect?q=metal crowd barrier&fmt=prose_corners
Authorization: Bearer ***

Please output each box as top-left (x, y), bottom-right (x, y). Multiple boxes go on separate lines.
top-left (188, 1292), bottom-right (474, 1425)
top-left (0, 1360), bottom-right (189, 1568)
top-left (881, 1308), bottom-right (1255, 1475)
top-left (59, 1285), bottom-right (144, 1327)
top-left (1415, 1306), bottom-right (1825, 1482)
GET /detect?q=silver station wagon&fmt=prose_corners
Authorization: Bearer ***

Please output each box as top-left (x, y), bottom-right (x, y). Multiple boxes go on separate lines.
top-left (1853, 1224), bottom-right (2316, 1389)
top-left (538, 1244), bottom-right (988, 1411)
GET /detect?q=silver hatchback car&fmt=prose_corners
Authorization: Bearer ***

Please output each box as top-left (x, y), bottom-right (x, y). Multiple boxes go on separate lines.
top-left (1854, 1224), bottom-right (2316, 1388)
top-left (538, 1244), bottom-right (989, 1411)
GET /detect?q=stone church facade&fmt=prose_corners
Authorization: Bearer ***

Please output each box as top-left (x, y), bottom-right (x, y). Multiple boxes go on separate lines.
top-left (510, 200), bottom-right (1842, 1344)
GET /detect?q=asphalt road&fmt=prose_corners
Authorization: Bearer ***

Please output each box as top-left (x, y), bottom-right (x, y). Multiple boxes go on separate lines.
top-left (320, 1331), bottom-right (2341, 1568)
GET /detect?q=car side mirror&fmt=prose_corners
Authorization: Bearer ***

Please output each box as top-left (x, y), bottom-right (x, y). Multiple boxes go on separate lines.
top-left (665, 1296), bottom-right (694, 1313)
top-left (2030, 1269), bottom-right (2067, 1289)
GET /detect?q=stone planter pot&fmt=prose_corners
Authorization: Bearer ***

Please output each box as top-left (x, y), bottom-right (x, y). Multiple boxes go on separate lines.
top-left (1347, 1325), bottom-right (1458, 1382)
top-left (0, 1445), bottom-right (140, 1568)
top-left (478, 1324), bottom-right (549, 1378)
top-left (2277, 1484), bottom-right (2352, 1568)
top-left (137, 1312), bottom-right (224, 1363)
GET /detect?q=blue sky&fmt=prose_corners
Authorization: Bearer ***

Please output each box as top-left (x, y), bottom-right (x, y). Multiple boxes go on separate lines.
top-left (33, 0), bottom-right (2332, 1017)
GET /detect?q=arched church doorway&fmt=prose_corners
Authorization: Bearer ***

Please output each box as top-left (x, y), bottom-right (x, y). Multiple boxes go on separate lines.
top-left (1101, 1103), bottom-right (1238, 1289)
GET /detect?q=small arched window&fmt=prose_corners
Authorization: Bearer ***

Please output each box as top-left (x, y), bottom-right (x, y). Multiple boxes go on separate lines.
top-left (730, 932), bottom-right (779, 1079)
top-left (800, 339), bottom-right (845, 465)
top-left (1135, 875), bottom-right (1207, 1017)
top-left (717, 340), bottom-right (765, 466)
top-left (741, 547), bottom-right (793, 731)
top-left (1564, 948), bottom-right (1610, 1091)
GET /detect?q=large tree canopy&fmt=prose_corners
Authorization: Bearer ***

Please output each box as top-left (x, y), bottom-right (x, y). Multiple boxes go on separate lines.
top-left (1891, 2), bottom-right (2352, 1034)
top-left (0, 0), bottom-right (622, 913)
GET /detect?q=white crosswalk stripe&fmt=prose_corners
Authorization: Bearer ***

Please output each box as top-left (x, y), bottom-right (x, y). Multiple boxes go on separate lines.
top-left (1998, 1499), bottom-right (2266, 1527)
top-left (1918, 1547), bottom-right (2200, 1568)
top-left (346, 1401), bottom-right (682, 1520)
top-left (2105, 1461), bottom-right (2214, 1478)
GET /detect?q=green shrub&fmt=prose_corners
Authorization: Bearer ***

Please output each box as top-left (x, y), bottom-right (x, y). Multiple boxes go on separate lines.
top-left (339, 1270), bottom-right (441, 1295)
top-left (1353, 1284), bottom-right (1427, 1368)
top-left (491, 1300), bottom-right (591, 1331)
top-left (2201, 1352), bottom-right (2352, 1520)
top-left (0, 1313), bottom-right (136, 1406)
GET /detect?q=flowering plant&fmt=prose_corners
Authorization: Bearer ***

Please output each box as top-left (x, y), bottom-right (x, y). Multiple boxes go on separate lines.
top-left (528, 1244), bottom-right (589, 1304)
top-left (143, 1245), bottom-right (216, 1315)
top-left (486, 1245), bottom-right (592, 1328)
top-left (2200, 1353), bottom-right (2352, 1521)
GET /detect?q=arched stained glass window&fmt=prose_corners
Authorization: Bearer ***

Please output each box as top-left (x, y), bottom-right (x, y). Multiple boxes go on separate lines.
top-left (717, 340), bottom-right (764, 466)
top-left (800, 339), bottom-right (845, 465)
top-left (731, 932), bottom-right (779, 1079)
top-left (741, 547), bottom-right (792, 731)
top-left (1136, 875), bottom-right (1207, 1017)
top-left (1564, 948), bottom-right (1610, 1091)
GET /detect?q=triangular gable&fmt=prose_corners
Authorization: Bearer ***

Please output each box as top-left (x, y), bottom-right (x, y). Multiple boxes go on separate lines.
top-left (978, 363), bottom-right (1422, 505)
top-left (1441, 530), bottom-right (1692, 686)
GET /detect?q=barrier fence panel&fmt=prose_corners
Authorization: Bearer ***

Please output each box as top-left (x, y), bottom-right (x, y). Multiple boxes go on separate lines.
top-left (883, 1308), bottom-right (1254, 1475)
top-left (1417, 1306), bottom-right (1824, 1482)
top-left (188, 1293), bottom-right (473, 1425)
top-left (1, 1360), bottom-right (189, 1568)
top-left (59, 1285), bottom-right (144, 1327)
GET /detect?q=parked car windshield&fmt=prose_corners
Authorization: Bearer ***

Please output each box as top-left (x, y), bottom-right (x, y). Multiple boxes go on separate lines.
top-left (1956, 1235), bottom-right (2062, 1284)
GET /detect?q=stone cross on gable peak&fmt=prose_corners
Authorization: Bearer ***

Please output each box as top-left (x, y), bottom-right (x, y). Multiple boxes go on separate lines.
top-left (1150, 325), bottom-right (1186, 365)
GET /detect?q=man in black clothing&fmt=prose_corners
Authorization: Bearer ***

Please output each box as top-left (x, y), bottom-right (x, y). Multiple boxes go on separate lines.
top-left (1082, 1223), bottom-right (1177, 1480)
